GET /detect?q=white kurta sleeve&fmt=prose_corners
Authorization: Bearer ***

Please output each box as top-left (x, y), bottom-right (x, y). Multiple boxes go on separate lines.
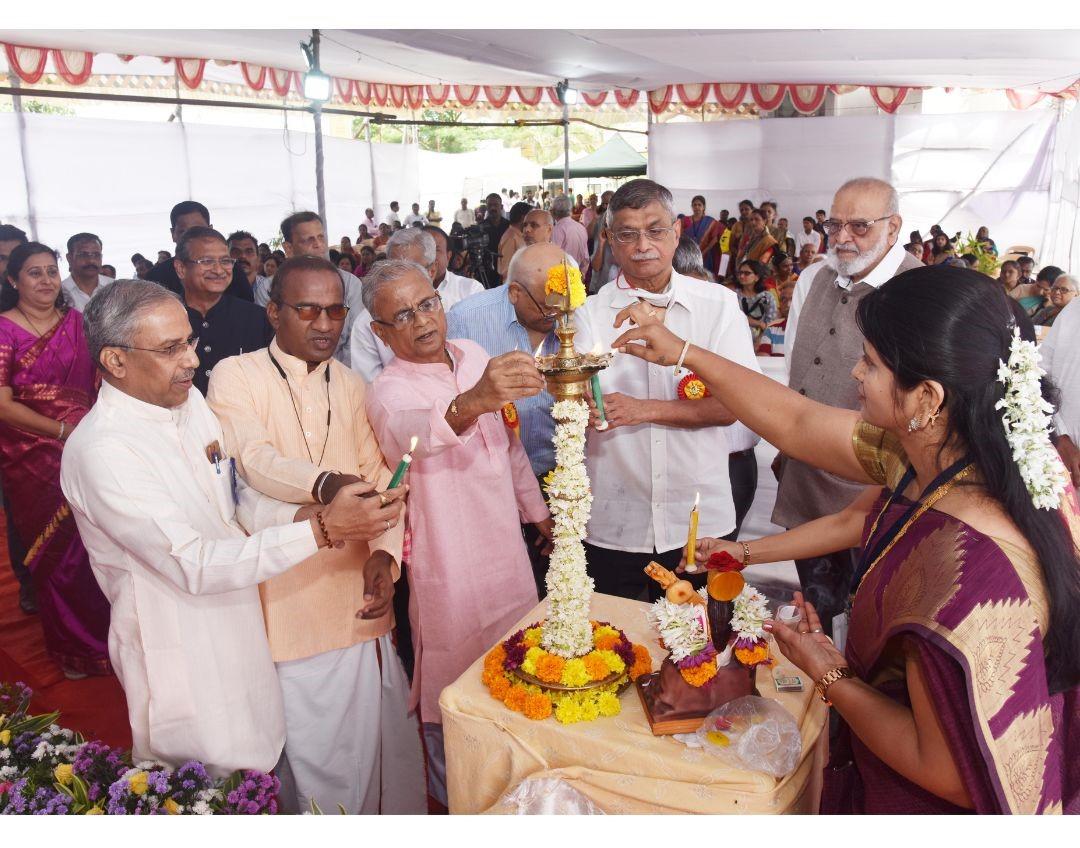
top-left (349, 311), bottom-right (388, 384)
top-left (64, 438), bottom-right (318, 596)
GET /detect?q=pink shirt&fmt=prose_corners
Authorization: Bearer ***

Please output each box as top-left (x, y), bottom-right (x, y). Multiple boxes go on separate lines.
top-left (366, 339), bottom-right (547, 723)
top-left (553, 216), bottom-right (590, 269)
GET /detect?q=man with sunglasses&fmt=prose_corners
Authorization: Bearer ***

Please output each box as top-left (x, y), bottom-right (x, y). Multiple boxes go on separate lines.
top-left (777, 177), bottom-right (921, 639)
top-left (206, 256), bottom-right (424, 813)
top-left (174, 226), bottom-right (272, 395)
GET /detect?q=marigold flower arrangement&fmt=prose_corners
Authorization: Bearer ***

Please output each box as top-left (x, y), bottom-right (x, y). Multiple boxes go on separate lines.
top-left (0, 681), bottom-right (278, 815)
top-left (545, 264), bottom-right (587, 310)
top-left (482, 621), bottom-right (653, 724)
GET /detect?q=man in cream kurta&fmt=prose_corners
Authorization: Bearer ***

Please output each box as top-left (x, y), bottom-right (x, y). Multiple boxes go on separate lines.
top-left (59, 280), bottom-right (386, 778)
top-left (207, 256), bottom-right (425, 814)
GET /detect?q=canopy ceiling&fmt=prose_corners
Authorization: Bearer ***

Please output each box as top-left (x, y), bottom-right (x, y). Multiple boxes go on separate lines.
top-left (541, 135), bottom-right (647, 180)
top-left (2, 29), bottom-right (1079, 93)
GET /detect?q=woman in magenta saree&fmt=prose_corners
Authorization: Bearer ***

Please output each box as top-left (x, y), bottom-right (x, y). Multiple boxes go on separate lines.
top-left (612, 264), bottom-right (1080, 814)
top-left (0, 243), bottom-right (110, 677)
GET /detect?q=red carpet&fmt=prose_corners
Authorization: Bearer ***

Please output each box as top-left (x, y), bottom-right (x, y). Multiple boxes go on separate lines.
top-left (0, 508), bottom-right (130, 749)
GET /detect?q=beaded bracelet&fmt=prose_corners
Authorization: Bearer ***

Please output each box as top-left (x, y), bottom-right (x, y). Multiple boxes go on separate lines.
top-left (314, 509), bottom-right (333, 548)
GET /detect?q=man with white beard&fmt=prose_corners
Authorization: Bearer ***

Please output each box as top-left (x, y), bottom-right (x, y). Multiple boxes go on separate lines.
top-left (777, 177), bottom-right (921, 638)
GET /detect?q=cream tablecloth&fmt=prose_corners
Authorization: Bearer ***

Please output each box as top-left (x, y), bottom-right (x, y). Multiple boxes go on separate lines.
top-left (441, 592), bottom-right (829, 814)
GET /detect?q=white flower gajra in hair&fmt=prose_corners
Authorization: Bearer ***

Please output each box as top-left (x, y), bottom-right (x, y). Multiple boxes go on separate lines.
top-left (995, 326), bottom-right (1068, 511)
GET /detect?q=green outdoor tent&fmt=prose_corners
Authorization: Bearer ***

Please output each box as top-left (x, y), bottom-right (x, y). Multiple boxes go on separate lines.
top-left (541, 134), bottom-right (647, 180)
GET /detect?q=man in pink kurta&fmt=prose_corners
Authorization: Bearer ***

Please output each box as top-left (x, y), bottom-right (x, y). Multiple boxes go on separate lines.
top-left (363, 258), bottom-right (551, 806)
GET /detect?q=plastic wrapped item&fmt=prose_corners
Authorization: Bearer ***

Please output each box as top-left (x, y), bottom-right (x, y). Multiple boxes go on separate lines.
top-left (498, 776), bottom-right (605, 815)
top-left (694, 695), bottom-right (802, 778)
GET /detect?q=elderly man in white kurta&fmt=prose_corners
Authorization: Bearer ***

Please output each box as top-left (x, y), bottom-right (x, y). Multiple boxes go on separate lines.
top-left (59, 280), bottom-right (402, 777)
top-left (573, 179), bottom-right (761, 601)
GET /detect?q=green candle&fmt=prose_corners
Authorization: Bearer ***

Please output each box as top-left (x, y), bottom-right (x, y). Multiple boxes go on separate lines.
top-left (388, 435), bottom-right (418, 489)
top-left (591, 374), bottom-right (608, 430)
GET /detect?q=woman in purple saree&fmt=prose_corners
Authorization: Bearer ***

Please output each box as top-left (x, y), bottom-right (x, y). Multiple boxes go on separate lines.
top-left (612, 264), bottom-right (1080, 814)
top-left (0, 242), bottom-right (110, 677)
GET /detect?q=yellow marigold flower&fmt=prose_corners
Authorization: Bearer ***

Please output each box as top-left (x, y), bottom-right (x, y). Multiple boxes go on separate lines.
top-left (554, 698), bottom-right (583, 724)
top-left (164, 798), bottom-right (181, 815)
top-left (597, 650), bottom-right (626, 675)
top-left (523, 627), bottom-right (543, 648)
top-left (545, 264), bottom-right (586, 309)
top-left (0, 729), bottom-right (10, 746)
top-left (85, 806), bottom-right (104, 815)
top-left (579, 698), bottom-right (600, 722)
top-left (597, 691), bottom-right (621, 717)
top-left (560, 658), bottom-right (590, 688)
top-left (128, 771), bottom-right (149, 796)
top-left (53, 763), bottom-right (74, 785)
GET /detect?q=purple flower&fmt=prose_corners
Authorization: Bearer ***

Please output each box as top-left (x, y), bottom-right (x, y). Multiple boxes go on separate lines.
top-left (502, 641), bottom-right (526, 670)
top-left (613, 638), bottom-right (635, 666)
top-left (0, 681), bottom-right (32, 717)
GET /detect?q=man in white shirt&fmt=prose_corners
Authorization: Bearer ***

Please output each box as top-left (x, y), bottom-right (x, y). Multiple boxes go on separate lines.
top-left (453, 198), bottom-right (475, 229)
top-left (227, 230), bottom-right (269, 305)
top-left (779, 177), bottom-right (921, 635)
top-left (385, 201), bottom-right (401, 227)
top-left (279, 211), bottom-right (364, 366)
top-left (792, 216), bottom-right (822, 257)
top-left (573, 179), bottom-right (760, 601)
top-left (61, 232), bottom-right (112, 311)
top-left (59, 279), bottom-right (404, 777)
top-left (1040, 298), bottom-right (1080, 487)
top-left (403, 203), bottom-right (427, 228)
top-left (362, 208), bottom-right (378, 235)
top-left (349, 226), bottom-right (483, 382)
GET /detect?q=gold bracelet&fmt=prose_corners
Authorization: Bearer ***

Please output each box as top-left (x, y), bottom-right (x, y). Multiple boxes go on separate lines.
top-left (449, 395), bottom-right (460, 417)
top-left (814, 666), bottom-right (855, 706)
top-left (741, 541), bottom-right (751, 567)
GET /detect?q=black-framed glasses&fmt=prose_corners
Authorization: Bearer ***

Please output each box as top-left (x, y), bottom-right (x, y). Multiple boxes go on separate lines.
top-left (185, 257), bottom-right (237, 270)
top-left (281, 302), bottom-right (350, 321)
top-left (610, 226), bottom-right (676, 245)
top-left (113, 334), bottom-right (199, 359)
top-left (821, 216), bottom-right (893, 237)
top-left (1051, 286), bottom-right (1077, 295)
top-left (511, 282), bottom-right (558, 323)
top-left (372, 294), bottom-right (442, 329)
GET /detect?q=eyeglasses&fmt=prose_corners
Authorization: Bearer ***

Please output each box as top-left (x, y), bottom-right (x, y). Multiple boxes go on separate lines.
top-left (372, 294), bottom-right (443, 329)
top-left (821, 216), bottom-right (892, 237)
top-left (610, 226), bottom-right (676, 245)
top-left (281, 302), bottom-right (350, 321)
top-left (1051, 286), bottom-right (1076, 295)
top-left (74, 251), bottom-right (103, 261)
top-left (114, 334), bottom-right (199, 359)
top-left (185, 257), bottom-right (237, 270)
top-left (512, 282), bottom-right (558, 322)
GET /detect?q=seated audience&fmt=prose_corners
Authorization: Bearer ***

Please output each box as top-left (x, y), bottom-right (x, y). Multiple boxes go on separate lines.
top-left (1032, 274), bottom-right (1077, 327)
top-left (735, 259), bottom-right (778, 341)
top-left (771, 251), bottom-right (798, 288)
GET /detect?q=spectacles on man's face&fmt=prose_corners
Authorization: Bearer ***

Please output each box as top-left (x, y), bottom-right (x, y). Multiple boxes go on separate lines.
top-left (610, 226), bottom-right (676, 245)
top-left (821, 216), bottom-right (893, 237)
top-left (74, 250), bottom-right (103, 261)
top-left (281, 302), bottom-right (350, 321)
top-left (372, 294), bottom-right (443, 329)
top-left (115, 334), bottom-right (199, 359)
top-left (186, 257), bottom-right (237, 270)
top-left (512, 283), bottom-right (558, 323)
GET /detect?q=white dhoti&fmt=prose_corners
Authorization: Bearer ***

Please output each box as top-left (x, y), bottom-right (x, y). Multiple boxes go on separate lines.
top-left (274, 634), bottom-right (427, 814)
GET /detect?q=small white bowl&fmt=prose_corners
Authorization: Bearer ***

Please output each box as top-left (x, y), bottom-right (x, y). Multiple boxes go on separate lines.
top-left (776, 604), bottom-right (803, 626)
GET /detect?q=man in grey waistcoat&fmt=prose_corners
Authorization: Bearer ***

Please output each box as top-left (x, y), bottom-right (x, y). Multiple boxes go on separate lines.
top-left (776, 177), bottom-right (922, 634)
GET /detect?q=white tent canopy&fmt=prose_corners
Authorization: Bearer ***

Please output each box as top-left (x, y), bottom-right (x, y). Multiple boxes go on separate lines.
top-left (2, 29), bottom-right (1079, 92)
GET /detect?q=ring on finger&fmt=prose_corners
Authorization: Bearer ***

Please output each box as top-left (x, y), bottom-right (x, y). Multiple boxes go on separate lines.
top-left (384, 519), bottom-right (392, 532)
top-left (378, 493), bottom-right (389, 507)
top-left (812, 628), bottom-right (823, 634)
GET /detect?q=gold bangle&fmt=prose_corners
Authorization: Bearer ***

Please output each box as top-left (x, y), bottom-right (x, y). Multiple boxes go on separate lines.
top-left (741, 541), bottom-right (751, 567)
top-left (814, 666), bottom-right (855, 706)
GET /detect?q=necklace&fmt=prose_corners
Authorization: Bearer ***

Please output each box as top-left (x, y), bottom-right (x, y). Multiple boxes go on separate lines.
top-left (267, 350), bottom-right (332, 466)
top-left (853, 460), bottom-right (975, 595)
top-left (16, 305), bottom-right (59, 337)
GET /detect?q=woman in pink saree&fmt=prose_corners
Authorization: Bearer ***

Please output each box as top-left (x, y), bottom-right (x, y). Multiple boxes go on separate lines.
top-left (613, 265), bottom-right (1080, 814)
top-left (0, 243), bottom-right (110, 677)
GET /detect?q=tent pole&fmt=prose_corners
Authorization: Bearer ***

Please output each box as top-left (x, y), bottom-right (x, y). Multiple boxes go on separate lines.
top-left (310, 29), bottom-right (328, 227)
top-left (9, 75), bottom-right (38, 240)
top-left (562, 92), bottom-right (570, 195)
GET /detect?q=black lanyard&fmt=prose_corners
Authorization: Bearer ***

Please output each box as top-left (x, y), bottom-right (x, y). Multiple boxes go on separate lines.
top-left (850, 455), bottom-right (972, 595)
top-left (267, 349), bottom-right (332, 466)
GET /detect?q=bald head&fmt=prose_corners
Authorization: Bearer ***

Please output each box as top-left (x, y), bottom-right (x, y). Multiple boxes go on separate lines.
top-left (522, 209), bottom-right (554, 246)
top-left (506, 243), bottom-right (571, 334)
top-left (833, 177), bottom-right (899, 216)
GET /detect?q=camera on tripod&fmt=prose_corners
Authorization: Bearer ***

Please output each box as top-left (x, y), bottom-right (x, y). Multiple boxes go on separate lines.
top-left (449, 224), bottom-right (497, 287)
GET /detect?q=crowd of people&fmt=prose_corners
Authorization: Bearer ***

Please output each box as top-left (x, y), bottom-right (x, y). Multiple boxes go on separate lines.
top-left (0, 170), bottom-right (1077, 816)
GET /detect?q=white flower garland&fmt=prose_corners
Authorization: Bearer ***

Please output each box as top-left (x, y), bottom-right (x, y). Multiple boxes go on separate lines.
top-left (541, 399), bottom-right (596, 658)
top-left (647, 592), bottom-right (709, 663)
top-left (995, 327), bottom-right (1068, 510)
top-left (730, 585), bottom-right (769, 643)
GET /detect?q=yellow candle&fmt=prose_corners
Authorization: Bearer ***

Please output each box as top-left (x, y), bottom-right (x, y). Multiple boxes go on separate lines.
top-left (685, 491), bottom-right (700, 573)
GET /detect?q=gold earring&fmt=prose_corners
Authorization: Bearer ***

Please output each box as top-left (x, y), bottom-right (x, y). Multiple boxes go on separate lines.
top-left (927, 410), bottom-right (940, 428)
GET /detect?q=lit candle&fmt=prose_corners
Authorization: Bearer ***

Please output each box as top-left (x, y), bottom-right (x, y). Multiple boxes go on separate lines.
top-left (388, 435), bottom-right (418, 489)
top-left (590, 343), bottom-right (608, 431)
top-left (685, 491), bottom-right (701, 573)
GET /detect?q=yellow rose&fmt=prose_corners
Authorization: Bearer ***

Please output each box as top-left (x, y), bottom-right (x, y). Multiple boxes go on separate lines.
top-left (164, 798), bottom-right (181, 815)
top-left (128, 771), bottom-right (149, 796)
top-left (53, 763), bottom-right (74, 785)
top-left (0, 729), bottom-right (10, 746)
top-left (85, 806), bottom-right (104, 815)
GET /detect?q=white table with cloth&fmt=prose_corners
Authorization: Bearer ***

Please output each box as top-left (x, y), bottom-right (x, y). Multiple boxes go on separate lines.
top-left (441, 592), bottom-right (828, 814)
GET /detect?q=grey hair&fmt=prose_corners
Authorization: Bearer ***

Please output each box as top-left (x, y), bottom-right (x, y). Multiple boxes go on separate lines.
top-left (672, 236), bottom-right (706, 278)
top-left (604, 178), bottom-right (677, 229)
top-left (361, 259), bottom-right (432, 318)
top-left (506, 245), bottom-right (577, 288)
top-left (835, 177), bottom-right (900, 216)
top-left (175, 226), bottom-right (226, 262)
top-left (550, 195), bottom-right (572, 219)
top-left (1055, 274), bottom-right (1079, 292)
top-left (526, 209), bottom-right (554, 227)
top-left (82, 279), bottom-right (182, 369)
top-left (386, 227), bottom-right (436, 265)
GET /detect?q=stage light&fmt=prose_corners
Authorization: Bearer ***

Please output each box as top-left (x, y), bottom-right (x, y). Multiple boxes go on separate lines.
top-left (303, 71), bottom-right (331, 102)
top-left (556, 80), bottom-right (578, 106)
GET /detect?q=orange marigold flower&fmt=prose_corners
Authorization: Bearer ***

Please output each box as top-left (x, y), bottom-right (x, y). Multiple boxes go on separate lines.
top-left (489, 674), bottom-right (511, 700)
top-left (680, 661), bottom-right (718, 688)
top-left (593, 633), bottom-right (619, 652)
top-left (535, 654), bottom-right (566, 683)
top-left (484, 645), bottom-right (506, 672)
top-left (628, 644), bottom-right (653, 681)
top-left (503, 684), bottom-right (529, 712)
top-left (583, 652), bottom-right (611, 681)
top-left (523, 692), bottom-right (553, 721)
top-left (734, 642), bottom-right (771, 668)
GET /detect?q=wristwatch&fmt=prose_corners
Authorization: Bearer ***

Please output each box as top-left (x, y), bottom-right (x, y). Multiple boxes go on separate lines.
top-left (814, 666), bottom-right (855, 706)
